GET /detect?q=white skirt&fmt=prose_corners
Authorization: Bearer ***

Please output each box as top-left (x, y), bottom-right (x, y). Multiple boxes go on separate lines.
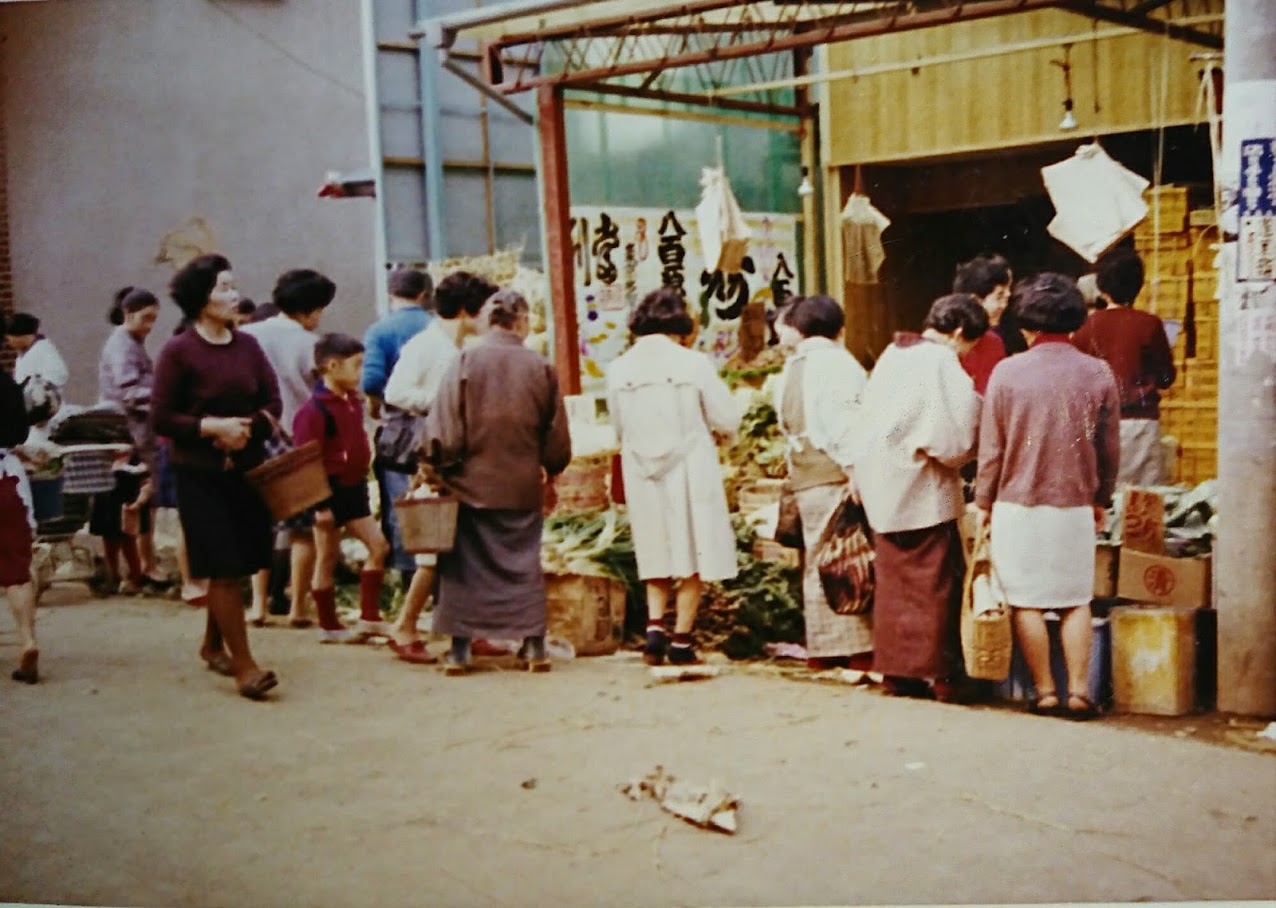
top-left (990, 501), bottom-right (1094, 609)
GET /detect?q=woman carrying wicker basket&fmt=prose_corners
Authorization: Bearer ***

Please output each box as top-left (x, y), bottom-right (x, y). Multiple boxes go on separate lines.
top-left (151, 253), bottom-right (280, 701)
top-left (975, 274), bottom-right (1120, 720)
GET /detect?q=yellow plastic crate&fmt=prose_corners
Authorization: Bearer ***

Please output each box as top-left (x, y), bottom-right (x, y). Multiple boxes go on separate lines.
top-left (1138, 186), bottom-right (1189, 233)
top-left (1176, 444), bottom-right (1217, 485)
top-left (1191, 271), bottom-right (1219, 304)
top-left (1159, 401), bottom-right (1216, 444)
top-left (1144, 276), bottom-right (1189, 318)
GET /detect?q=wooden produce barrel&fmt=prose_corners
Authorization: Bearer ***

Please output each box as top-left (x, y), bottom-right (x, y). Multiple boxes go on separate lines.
top-left (545, 573), bottom-right (627, 656)
top-left (548, 453), bottom-right (611, 515)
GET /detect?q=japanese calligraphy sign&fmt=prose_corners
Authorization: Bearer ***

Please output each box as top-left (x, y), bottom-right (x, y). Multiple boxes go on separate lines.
top-left (1238, 138), bottom-right (1276, 283)
top-left (571, 205), bottom-right (799, 393)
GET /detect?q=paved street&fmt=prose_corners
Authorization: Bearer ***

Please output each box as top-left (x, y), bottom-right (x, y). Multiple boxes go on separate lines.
top-left (2, 591), bottom-right (1274, 908)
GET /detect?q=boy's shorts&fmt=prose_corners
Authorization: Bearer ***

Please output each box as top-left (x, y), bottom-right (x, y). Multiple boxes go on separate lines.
top-left (317, 479), bottom-right (372, 526)
top-left (0, 474), bottom-right (34, 587)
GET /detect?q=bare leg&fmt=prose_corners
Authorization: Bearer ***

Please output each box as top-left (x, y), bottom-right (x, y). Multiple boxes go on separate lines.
top-left (345, 516), bottom-right (391, 570)
top-left (645, 578), bottom-right (671, 623)
top-left (205, 577), bottom-right (268, 688)
top-left (246, 569), bottom-right (270, 623)
top-left (393, 566), bottom-right (435, 645)
top-left (673, 575), bottom-right (703, 634)
top-left (1059, 603), bottom-right (1093, 706)
top-left (7, 581), bottom-right (38, 652)
top-left (138, 525), bottom-right (159, 578)
top-left (1013, 608), bottom-right (1058, 707)
top-left (287, 535), bottom-right (315, 623)
top-left (199, 607), bottom-right (225, 662)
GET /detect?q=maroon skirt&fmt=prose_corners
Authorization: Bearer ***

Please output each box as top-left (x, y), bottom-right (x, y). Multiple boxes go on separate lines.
top-left (871, 520), bottom-right (965, 681)
top-left (0, 475), bottom-right (34, 587)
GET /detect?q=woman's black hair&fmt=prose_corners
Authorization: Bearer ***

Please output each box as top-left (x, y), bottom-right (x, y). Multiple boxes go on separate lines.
top-left (1095, 248), bottom-right (1145, 306)
top-left (4, 312), bottom-right (39, 336)
top-left (109, 288), bottom-right (159, 326)
top-left (629, 287), bottom-right (694, 337)
top-left (237, 298), bottom-right (257, 317)
top-left (272, 269), bottom-right (336, 316)
top-left (1014, 272), bottom-right (1088, 334)
top-left (435, 271), bottom-right (499, 319)
top-left (923, 293), bottom-right (990, 340)
top-left (788, 294), bottom-right (844, 340)
top-left (314, 332), bottom-right (365, 371)
top-left (952, 254), bottom-right (1012, 299)
top-left (486, 289), bottom-right (529, 330)
top-left (169, 253), bottom-right (232, 322)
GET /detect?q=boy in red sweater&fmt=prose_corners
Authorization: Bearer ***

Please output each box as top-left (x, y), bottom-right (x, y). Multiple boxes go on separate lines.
top-left (294, 334), bottom-right (391, 643)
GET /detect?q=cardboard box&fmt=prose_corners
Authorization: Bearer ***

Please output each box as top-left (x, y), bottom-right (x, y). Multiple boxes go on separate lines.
top-left (752, 538), bottom-right (801, 569)
top-left (1111, 605), bottom-right (1198, 716)
top-left (1094, 543), bottom-right (1119, 599)
top-left (1122, 488), bottom-right (1166, 555)
top-left (1117, 549), bottom-right (1212, 607)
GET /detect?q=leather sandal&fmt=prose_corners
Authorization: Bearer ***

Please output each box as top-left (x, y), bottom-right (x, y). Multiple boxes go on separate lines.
top-left (237, 670), bottom-right (278, 701)
top-left (1065, 693), bottom-right (1099, 721)
top-left (11, 649), bottom-right (38, 684)
top-left (1029, 691), bottom-right (1063, 716)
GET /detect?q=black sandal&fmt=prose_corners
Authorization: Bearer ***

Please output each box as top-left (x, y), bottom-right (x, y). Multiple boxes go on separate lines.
top-left (1029, 691), bottom-right (1062, 715)
top-left (1065, 693), bottom-right (1099, 721)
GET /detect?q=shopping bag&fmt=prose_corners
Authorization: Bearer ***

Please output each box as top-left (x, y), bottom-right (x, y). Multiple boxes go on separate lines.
top-left (814, 496), bottom-right (874, 615)
top-left (961, 525), bottom-right (1013, 681)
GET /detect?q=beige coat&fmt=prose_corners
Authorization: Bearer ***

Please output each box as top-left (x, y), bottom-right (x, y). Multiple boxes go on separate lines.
top-left (606, 335), bottom-right (739, 582)
top-left (852, 334), bottom-right (980, 534)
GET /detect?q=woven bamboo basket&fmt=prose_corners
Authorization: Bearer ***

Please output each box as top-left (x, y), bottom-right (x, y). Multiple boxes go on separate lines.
top-left (393, 495), bottom-right (459, 554)
top-left (245, 441), bottom-right (330, 521)
top-left (960, 538), bottom-right (1013, 682)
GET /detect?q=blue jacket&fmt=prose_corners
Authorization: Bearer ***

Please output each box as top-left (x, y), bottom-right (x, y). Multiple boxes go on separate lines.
top-left (361, 307), bottom-right (433, 399)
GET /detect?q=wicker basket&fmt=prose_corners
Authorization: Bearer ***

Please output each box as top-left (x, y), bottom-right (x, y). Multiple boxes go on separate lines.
top-left (245, 441), bottom-right (330, 521)
top-left (960, 534), bottom-right (1013, 682)
top-left (393, 494), bottom-right (459, 554)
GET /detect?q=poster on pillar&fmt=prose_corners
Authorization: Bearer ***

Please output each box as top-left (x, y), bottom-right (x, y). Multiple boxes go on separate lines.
top-left (570, 205), bottom-right (800, 393)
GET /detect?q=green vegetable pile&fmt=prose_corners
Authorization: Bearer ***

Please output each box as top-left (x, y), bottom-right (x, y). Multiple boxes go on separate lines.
top-left (722, 395), bottom-right (787, 482)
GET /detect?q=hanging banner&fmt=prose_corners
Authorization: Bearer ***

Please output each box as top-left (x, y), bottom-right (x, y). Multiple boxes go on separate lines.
top-left (1238, 138), bottom-right (1276, 283)
top-left (570, 205), bottom-right (800, 393)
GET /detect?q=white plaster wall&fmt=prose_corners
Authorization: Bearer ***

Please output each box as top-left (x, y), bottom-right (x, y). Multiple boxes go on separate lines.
top-left (2, 0), bottom-right (378, 404)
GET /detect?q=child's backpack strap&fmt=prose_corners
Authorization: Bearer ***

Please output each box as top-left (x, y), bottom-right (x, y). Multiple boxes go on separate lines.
top-left (312, 399), bottom-right (338, 438)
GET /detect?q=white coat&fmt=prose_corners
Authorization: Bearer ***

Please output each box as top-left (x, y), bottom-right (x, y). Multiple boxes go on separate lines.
top-left (606, 335), bottom-right (740, 582)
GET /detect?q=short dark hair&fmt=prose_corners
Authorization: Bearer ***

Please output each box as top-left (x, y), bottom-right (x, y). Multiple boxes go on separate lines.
top-left (250, 301), bottom-right (280, 323)
top-left (629, 287), bottom-right (695, 337)
top-left (789, 294), bottom-right (844, 340)
top-left (1095, 248), bottom-right (1144, 306)
top-left (4, 312), bottom-right (39, 336)
top-left (110, 288), bottom-right (159, 325)
top-left (435, 271), bottom-right (499, 320)
top-left (486, 289), bottom-right (529, 330)
top-left (314, 332), bottom-right (365, 370)
top-left (953, 254), bottom-right (1012, 299)
top-left (170, 253), bottom-right (232, 321)
top-left (1014, 272), bottom-right (1088, 334)
top-left (388, 268), bottom-right (432, 303)
top-left (273, 269), bottom-right (336, 316)
top-left (924, 293), bottom-right (990, 340)
top-left (236, 298), bottom-right (257, 317)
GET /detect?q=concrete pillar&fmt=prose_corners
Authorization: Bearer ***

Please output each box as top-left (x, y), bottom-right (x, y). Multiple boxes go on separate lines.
top-left (1217, 0), bottom-right (1276, 716)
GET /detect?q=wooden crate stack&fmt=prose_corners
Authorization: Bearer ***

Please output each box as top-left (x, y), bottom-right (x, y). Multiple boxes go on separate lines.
top-left (1133, 187), bottom-right (1220, 486)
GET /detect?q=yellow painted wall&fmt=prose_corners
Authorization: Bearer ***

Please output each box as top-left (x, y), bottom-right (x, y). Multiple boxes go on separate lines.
top-left (825, 4), bottom-right (1221, 166)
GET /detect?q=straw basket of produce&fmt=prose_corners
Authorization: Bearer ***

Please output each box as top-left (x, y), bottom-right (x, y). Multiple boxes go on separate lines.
top-left (394, 488), bottom-right (459, 554)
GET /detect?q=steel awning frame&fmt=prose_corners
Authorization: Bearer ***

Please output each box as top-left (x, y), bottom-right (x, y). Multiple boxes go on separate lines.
top-left (419, 0), bottom-right (1223, 113)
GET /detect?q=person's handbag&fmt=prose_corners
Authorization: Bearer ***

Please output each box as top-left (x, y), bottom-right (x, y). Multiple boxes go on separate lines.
top-left (375, 406), bottom-right (424, 473)
top-left (774, 482), bottom-right (803, 549)
top-left (813, 495), bottom-right (875, 615)
top-left (961, 524), bottom-right (1013, 681)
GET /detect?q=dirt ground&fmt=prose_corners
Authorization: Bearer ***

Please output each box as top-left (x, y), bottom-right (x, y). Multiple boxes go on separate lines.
top-left (2, 587), bottom-right (1274, 908)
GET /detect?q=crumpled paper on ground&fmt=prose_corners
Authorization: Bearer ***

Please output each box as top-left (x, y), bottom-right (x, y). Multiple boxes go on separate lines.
top-left (621, 766), bottom-right (740, 834)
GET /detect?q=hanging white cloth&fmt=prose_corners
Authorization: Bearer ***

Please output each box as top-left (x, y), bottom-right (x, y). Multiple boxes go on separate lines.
top-left (1041, 143), bottom-right (1149, 263)
top-left (840, 193), bottom-right (891, 284)
top-left (695, 167), bottom-right (752, 274)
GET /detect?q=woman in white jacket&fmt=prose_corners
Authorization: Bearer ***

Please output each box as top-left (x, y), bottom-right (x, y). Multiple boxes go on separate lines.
top-left (607, 289), bottom-right (740, 667)
top-left (852, 294), bottom-right (986, 700)
top-left (771, 296), bottom-right (873, 671)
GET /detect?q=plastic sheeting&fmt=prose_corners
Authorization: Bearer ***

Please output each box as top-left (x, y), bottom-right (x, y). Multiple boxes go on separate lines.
top-left (840, 193), bottom-right (891, 284)
top-left (1041, 143), bottom-right (1149, 263)
top-left (695, 167), bottom-right (752, 274)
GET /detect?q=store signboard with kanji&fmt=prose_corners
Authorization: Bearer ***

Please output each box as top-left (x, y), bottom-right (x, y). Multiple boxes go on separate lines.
top-left (570, 205), bottom-right (799, 393)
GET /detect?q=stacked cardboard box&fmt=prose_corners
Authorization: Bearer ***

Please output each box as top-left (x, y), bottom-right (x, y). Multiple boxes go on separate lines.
top-left (1134, 188), bottom-right (1220, 486)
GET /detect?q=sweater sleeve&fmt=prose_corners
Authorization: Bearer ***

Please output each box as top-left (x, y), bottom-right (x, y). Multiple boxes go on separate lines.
top-left (540, 366), bottom-right (573, 477)
top-left (361, 324), bottom-right (390, 399)
top-left (151, 338), bottom-right (201, 444)
top-left (813, 352), bottom-right (867, 468)
top-left (384, 335), bottom-right (431, 413)
top-left (421, 355), bottom-right (467, 468)
top-left (1094, 366), bottom-right (1122, 508)
top-left (247, 336), bottom-right (282, 444)
top-left (1148, 319), bottom-right (1177, 390)
top-left (974, 379), bottom-right (1006, 510)
top-left (925, 352), bottom-right (981, 469)
top-left (698, 354), bottom-right (741, 441)
top-left (292, 401), bottom-right (324, 448)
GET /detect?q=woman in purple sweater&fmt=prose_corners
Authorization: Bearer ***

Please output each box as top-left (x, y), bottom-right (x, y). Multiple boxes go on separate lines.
top-left (975, 273), bottom-right (1121, 719)
top-left (151, 254), bottom-right (281, 700)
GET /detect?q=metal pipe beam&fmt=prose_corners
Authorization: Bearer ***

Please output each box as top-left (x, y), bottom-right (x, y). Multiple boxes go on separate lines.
top-left (535, 85), bottom-right (581, 395)
top-left (487, 0), bottom-right (1068, 93)
top-left (576, 80), bottom-right (803, 118)
top-left (441, 57), bottom-right (534, 124)
top-left (1061, 1), bottom-right (1222, 49)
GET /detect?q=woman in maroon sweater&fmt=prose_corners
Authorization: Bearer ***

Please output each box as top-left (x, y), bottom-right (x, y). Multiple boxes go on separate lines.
top-left (975, 273), bottom-right (1121, 719)
top-left (152, 254), bottom-right (281, 700)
